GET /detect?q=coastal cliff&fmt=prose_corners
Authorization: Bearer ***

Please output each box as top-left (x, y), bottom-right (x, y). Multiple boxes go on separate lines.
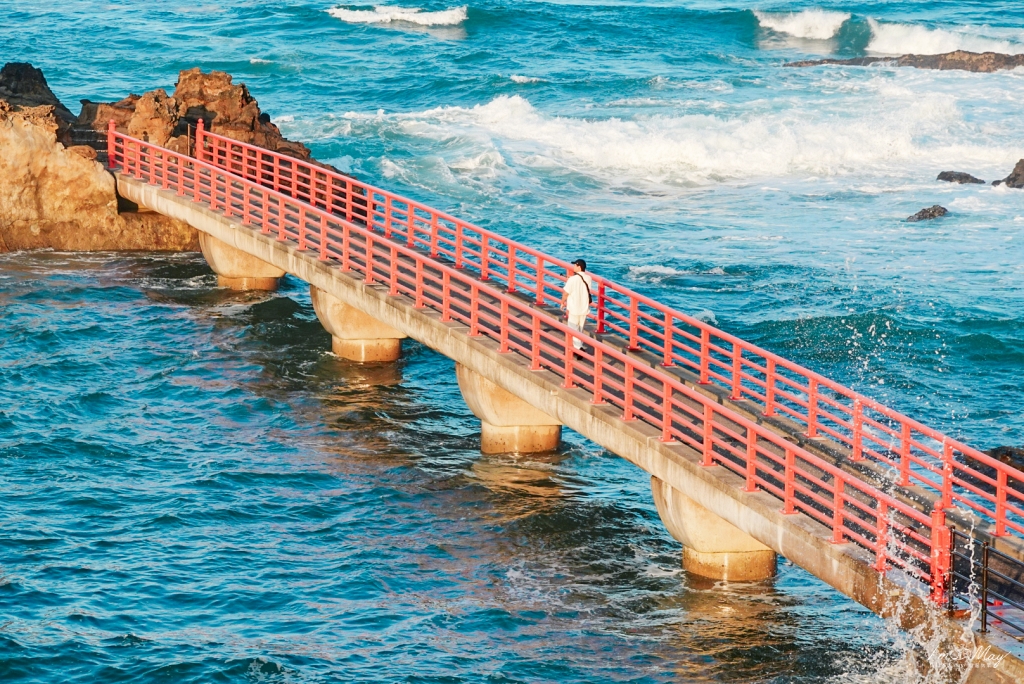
top-left (0, 63), bottom-right (314, 254)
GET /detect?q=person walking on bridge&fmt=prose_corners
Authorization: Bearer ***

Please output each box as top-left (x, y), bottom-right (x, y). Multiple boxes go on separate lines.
top-left (561, 258), bottom-right (593, 352)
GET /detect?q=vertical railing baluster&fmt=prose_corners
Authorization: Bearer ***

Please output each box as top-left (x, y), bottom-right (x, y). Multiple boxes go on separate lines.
top-left (535, 256), bottom-right (545, 305)
top-left (659, 382), bottom-right (672, 442)
top-left (729, 343), bottom-right (742, 400)
top-left (783, 448), bottom-right (796, 514)
top-left (899, 422), bottom-right (911, 486)
top-left (852, 399), bottom-right (863, 461)
top-left (806, 378), bottom-right (819, 438)
top-left (390, 246), bottom-right (399, 296)
top-left (591, 347), bottom-right (604, 405)
top-left (662, 312), bottom-right (674, 366)
top-left (530, 313), bottom-right (541, 371)
top-left (499, 300), bottom-right (509, 352)
top-left (702, 403), bottom-right (714, 466)
top-left (832, 478), bottom-right (845, 544)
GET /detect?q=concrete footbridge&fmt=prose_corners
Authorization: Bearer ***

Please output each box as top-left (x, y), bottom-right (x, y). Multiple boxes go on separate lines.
top-left (107, 121), bottom-right (1024, 680)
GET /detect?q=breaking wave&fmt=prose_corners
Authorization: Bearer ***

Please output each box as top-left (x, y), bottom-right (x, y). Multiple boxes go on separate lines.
top-left (754, 9), bottom-right (851, 40)
top-left (339, 87), bottom-right (1010, 184)
top-left (327, 5), bottom-right (468, 26)
top-left (866, 19), bottom-right (1024, 55)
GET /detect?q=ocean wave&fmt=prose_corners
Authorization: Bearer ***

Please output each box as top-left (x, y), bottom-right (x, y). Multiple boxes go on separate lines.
top-left (355, 89), bottom-right (991, 183)
top-left (754, 9), bottom-right (850, 40)
top-left (326, 5), bottom-right (468, 26)
top-left (866, 19), bottom-right (1024, 55)
top-left (510, 75), bottom-right (543, 84)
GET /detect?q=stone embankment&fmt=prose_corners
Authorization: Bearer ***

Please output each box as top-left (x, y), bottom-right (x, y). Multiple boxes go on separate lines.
top-left (0, 62), bottom-right (314, 254)
top-left (785, 49), bottom-right (1024, 73)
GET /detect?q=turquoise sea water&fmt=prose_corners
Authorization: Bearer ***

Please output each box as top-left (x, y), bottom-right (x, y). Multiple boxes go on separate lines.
top-left (2, 1), bottom-right (1024, 681)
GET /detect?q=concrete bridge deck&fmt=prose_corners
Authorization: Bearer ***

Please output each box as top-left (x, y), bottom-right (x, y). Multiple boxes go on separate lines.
top-left (108, 125), bottom-right (1024, 682)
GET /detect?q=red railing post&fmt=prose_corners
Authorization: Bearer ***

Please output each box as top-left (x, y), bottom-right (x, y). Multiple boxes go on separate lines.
top-left (729, 343), bottom-right (742, 400)
top-left (562, 329), bottom-right (574, 389)
top-left (406, 203), bottom-right (415, 247)
top-left (899, 422), bottom-right (911, 486)
top-left (699, 329), bottom-right (710, 384)
top-left (441, 271), bottom-right (451, 322)
top-left (455, 223), bottom-right (464, 269)
top-left (623, 365), bottom-right (635, 422)
top-left (389, 245), bottom-right (399, 296)
top-left (702, 403), bottom-right (714, 466)
top-left (941, 439), bottom-right (953, 508)
top-left (628, 298), bottom-right (639, 350)
top-left (342, 224), bottom-right (351, 271)
top-left (783, 448), bottom-right (796, 514)
top-left (530, 313), bottom-right (541, 371)
top-left (469, 285), bottom-right (480, 336)
top-left (480, 235), bottom-right (490, 281)
top-left (535, 256), bottom-right (545, 305)
top-left (195, 118), bottom-right (205, 162)
top-left (744, 429), bottom-right (757, 492)
top-left (508, 251), bottom-right (518, 293)
top-left (660, 382), bottom-right (672, 442)
top-left (383, 195), bottom-right (392, 236)
top-left (365, 234), bottom-right (374, 284)
top-left (805, 378), bottom-right (819, 438)
top-left (661, 312), bottom-right (674, 367)
top-left (596, 281), bottom-right (606, 334)
top-left (996, 469), bottom-right (1008, 536)
top-left (319, 216), bottom-right (328, 261)
top-left (832, 478), bottom-right (846, 544)
top-left (852, 399), bottom-right (864, 461)
top-left (499, 300), bottom-right (509, 352)
top-left (415, 260), bottom-right (424, 308)
top-left (106, 119), bottom-right (116, 169)
top-left (298, 206), bottom-right (307, 250)
top-left (930, 504), bottom-right (951, 603)
top-left (764, 358), bottom-right (776, 416)
top-left (875, 501), bottom-right (889, 572)
top-left (430, 214), bottom-right (439, 257)
top-left (591, 347), bottom-right (605, 405)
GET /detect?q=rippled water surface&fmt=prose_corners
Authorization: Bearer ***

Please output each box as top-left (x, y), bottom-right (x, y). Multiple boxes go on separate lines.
top-left (2, 0), bottom-right (1024, 681)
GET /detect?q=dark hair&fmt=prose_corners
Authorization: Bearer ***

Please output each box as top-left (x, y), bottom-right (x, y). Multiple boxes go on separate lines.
top-left (572, 258), bottom-right (587, 271)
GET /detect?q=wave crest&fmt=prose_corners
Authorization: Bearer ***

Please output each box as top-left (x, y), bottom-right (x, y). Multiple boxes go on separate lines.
top-left (866, 19), bottom-right (1024, 55)
top-left (327, 5), bottom-right (468, 26)
top-left (754, 9), bottom-right (850, 40)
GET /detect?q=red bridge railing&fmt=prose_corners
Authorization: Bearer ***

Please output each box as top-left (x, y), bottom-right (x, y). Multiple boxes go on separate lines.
top-left (110, 124), bottom-right (953, 601)
top-left (194, 123), bottom-right (1024, 541)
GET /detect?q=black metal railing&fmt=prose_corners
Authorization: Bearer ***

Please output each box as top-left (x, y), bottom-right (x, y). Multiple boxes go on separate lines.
top-left (949, 529), bottom-right (1024, 639)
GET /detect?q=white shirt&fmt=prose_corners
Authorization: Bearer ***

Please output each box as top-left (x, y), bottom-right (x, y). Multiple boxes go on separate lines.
top-left (564, 272), bottom-right (593, 316)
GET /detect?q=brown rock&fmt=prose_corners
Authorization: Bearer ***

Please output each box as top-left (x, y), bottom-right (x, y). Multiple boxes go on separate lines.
top-left (0, 101), bottom-right (198, 253)
top-left (937, 171), bottom-right (984, 184)
top-left (67, 145), bottom-right (98, 160)
top-left (786, 50), bottom-right (1024, 73)
top-left (993, 160), bottom-right (1024, 188)
top-left (0, 63), bottom-right (75, 122)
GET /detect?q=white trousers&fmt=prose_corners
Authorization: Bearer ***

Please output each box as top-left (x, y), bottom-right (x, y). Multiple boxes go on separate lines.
top-left (567, 312), bottom-right (587, 350)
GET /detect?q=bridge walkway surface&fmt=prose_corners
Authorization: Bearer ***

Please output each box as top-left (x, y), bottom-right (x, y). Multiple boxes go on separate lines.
top-left (107, 122), bottom-right (1024, 681)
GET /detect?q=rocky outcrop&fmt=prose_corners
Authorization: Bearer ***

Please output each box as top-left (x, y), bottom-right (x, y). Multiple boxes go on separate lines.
top-left (0, 100), bottom-right (198, 252)
top-left (906, 205), bottom-right (947, 222)
top-left (786, 50), bottom-right (1024, 73)
top-left (993, 160), bottom-right (1024, 188)
top-left (77, 68), bottom-right (312, 160)
top-left (937, 171), bottom-right (984, 184)
top-left (0, 63), bottom-right (198, 253)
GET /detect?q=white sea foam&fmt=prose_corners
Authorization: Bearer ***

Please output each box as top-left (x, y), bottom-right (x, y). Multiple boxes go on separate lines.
top-left (249, 58), bottom-right (272, 64)
top-left (510, 75), bottom-right (543, 84)
top-left (327, 5), bottom-right (467, 26)
top-left (754, 9), bottom-right (850, 40)
top-left (866, 19), bottom-right (1024, 55)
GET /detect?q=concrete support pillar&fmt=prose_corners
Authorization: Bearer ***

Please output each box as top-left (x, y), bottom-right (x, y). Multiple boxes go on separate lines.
top-left (651, 476), bottom-right (777, 581)
top-left (455, 363), bottom-right (562, 454)
top-left (199, 232), bottom-right (285, 291)
top-left (309, 285), bottom-right (407, 362)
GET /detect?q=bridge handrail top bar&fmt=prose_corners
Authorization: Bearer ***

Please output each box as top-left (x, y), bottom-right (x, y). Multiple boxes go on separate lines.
top-left (194, 127), bottom-right (1008, 480)
top-left (109, 132), bottom-right (932, 516)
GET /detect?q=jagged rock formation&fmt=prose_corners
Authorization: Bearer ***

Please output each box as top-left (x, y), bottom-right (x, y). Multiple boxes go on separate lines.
top-left (77, 68), bottom-right (311, 160)
top-left (993, 160), bottom-right (1024, 188)
top-left (906, 205), bottom-right (948, 222)
top-left (0, 62), bottom-right (197, 253)
top-left (786, 50), bottom-right (1024, 73)
top-left (937, 171), bottom-right (984, 184)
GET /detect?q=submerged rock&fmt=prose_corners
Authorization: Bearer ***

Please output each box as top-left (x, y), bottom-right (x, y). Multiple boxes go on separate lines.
top-left (987, 446), bottom-right (1024, 470)
top-left (937, 171), bottom-right (984, 184)
top-left (786, 50), bottom-right (1024, 73)
top-left (993, 160), bottom-right (1024, 188)
top-left (906, 205), bottom-right (948, 222)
